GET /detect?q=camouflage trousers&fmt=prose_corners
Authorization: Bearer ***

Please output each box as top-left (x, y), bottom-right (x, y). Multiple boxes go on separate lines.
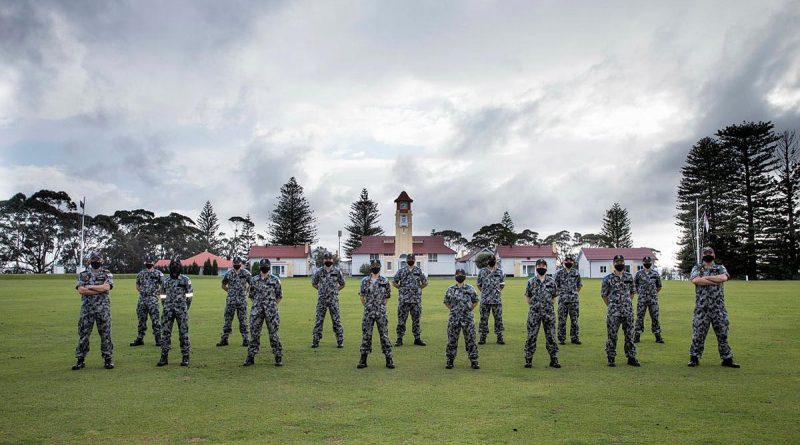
top-left (524, 309), bottom-right (558, 359)
top-left (396, 301), bottom-right (422, 340)
top-left (162, 305), bottom-right (190, 355)
top-left (635, 296), bottom-right (661, 336)
top-left (606, 313), bottom-right (636, 359)
top-left (221, 295), bottom-right (248, 341)
top-left (135, 294), bottom-right (161, 343)
top-left (557, 299), bottom-right (580, 343)
top-left (360, 311), bottom-right (392, 357)
top-left (479, 303), bottom-right (504, 337)
top-left (75, 299), bottom-right (114, 359)
top-left (249, 302), bottom-right (282, 357)
top-left (689, 302), bottom-right (733, 360)
top-left (312, 298), bottom-right (344, 344)
top-left (446, 318), bottom-right (478, 360)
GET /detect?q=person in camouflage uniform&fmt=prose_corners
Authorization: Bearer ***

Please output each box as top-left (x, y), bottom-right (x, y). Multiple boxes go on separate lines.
top-left (443, 269), bottom-right (480, 369)
top-left (157, 258), bottom-right (193, 367)
top-left (634, 256), bottom-right (664, 344)
top-left (310, 252), bottom-right (346, 348)
top-left (243, 259), bottom-right (284, 367)
top-left (523, 259), bottom-right (561, 368)
top-left (357, 259), bottom-right (394, 369)
top-left (476, 254), bottom-right (505, 345)
top-left (392, 253), bottom-right (429, 346)
top-left (601, 254), bottom-right (640, 367)
top-left (72, 251), bottom-right (115, 370)
top-left (217, 257), bottom-right (252, 347)
top-left (553, 254), bottom-right (582, 345)
top-left (130, 257), bottom-right (163, 347)
top-left (688, 247), bottom-right (740, 368)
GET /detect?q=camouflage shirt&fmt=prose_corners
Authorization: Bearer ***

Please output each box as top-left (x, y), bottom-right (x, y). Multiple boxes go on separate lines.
top-left (249, 273), bottom-right (282, 306)
top-left (690, 263), bottom-right (729, 307)
top-left (222, 268), bottom-right (252, 298)
top-left (600, 272), bottom-right (635, 316)
top-left (634, 268), bottom-right (662, 298)
top-left (76, 268), bottom-right (114, 302)
top-left (312, 266), bottom-right (345, 302)
top-left (162, 275), bottom-right (193, 305)
top-left (360, 275), bottom-right (391, 314)
top-left (476, 267), bottom-right (505, 304)
top-left (444, 284), bottom-right (479, 323)
top-left (553, 267), bottom-right (582, 302)
top-left (136, 268), bottom-right (164, 297)
top-left (525, 275), bottom-right (557, 312)
top-left (392, 265), bottom-right (428, 304)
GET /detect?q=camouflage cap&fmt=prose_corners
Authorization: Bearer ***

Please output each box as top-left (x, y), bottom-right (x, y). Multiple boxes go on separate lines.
top-left (702, 246), bottom-right (715, 255)
top-left (613, 254), bottom-right (625, 262)
top-left (564, 254), bottom-right (576, 261)
top-left (535, 258), bottom-right (548, 266)
top-left (369, 259), bottom-right (381, 267)
top-left (643, 256), bottom-right (653, 262)
top-left (143, 256), bottom-right (155, 264)
top-left (89, 251), bottom-right (102, 261)
top-left (232, 257), bottom-right (243, 265)
top-left (323, 252), bottom-right (333, 260)
top-left (455, 268), bottom-right (467, 275)
top-left (406, 253), bottom-right (416, 260)
top-left (169, 258), bottom-right (182, 268)
top-left (259, 258), bottom-right (271, 267)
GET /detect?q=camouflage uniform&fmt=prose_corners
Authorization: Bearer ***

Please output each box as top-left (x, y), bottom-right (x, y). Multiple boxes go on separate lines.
top-left (359, 275), bottom-right (393, 358)
top-left (393, 265), bottom-right (428, 341)
top-left (220, 268), bottom-right (252, 342)
top-left (477, 267), bottom-right (505, 339)
top-left (689, 264), bottom-right (734, 360)
top-left (75, 267), bottom-right (115, 360)
top-left (634, 268), bottom-right (663, 337)
top-left (554, 267), bottom-right (582, 343)
top-left (134, 268), bottom-right (163, 344)
top-left (444, 284), bottom-right (480, 361)
top-left (601, 272), bottom-right (637, 360)
top-left (161, 275), bottom-right (193, 356)
top-left (311, 266), bottom-right (346, 345)
top-left (523, 275), bottom-right (559, 360)
top-left (248, 273), bottom-right (283, 359)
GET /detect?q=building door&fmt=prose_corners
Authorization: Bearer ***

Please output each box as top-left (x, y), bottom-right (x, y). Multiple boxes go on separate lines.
top-left (272, 265), bottom-right (286, 277)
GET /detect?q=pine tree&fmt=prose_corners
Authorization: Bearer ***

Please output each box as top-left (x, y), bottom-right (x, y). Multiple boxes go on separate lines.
top-left (600, 203), bottom-right (633, 248)
top-left (501, 211), bottom-right (515, 232)
top-left (197, 200), bottom-right (220, 254)
top-left (344, 188), bottom-right (384, 258)
top-left (765, 130), bottom-right (800, 279)
top-left (268, 177), bottom-right (318, 245)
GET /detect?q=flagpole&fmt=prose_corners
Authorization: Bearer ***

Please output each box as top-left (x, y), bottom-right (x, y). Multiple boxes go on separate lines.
top-left (79, 197), bottom-right (86, 271)
top-left (695, 198), bottom-right (700, 264)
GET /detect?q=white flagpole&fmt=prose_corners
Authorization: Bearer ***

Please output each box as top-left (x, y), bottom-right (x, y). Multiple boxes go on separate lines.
top-left (695, 198), bottom-right (700, 264)
top-left (79, 197), bottom-right (86, 271)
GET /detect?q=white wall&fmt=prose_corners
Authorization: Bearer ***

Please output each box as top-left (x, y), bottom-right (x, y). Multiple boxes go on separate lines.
top-left (501, 257), bottom-right (558, 277)
top-left (425, 255), bottom-right (456, 276)
top-left (580, 259), bottom-right (652, 278)
top-left (248, 257), bottom-right (310, 277)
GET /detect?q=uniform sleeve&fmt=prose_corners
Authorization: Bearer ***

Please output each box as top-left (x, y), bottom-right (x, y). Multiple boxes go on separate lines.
top-left (443, 287), bottom-right (452, 306)
top-left (311, 269), bottom-right (320, 286)
top-left (550, 280), bottom-right (557, 298)
top-left (185, 277), bottom-right (193, 294)
top-left (337, 270), bottom-right (345, 286)
top-left (600, 277), bottom-right (610, 298)
top-left (655, 273), bottom-right (663, 289)
top-left (386, 280), bottom-right (392, 299)
top-left (627, 276), bottom-right (635, 295)
top-left (136, 271), bottom-right (143, 286)
top-left (105, 272), bottom-right (114, 290)
top-left (576, 272), bottom-right (583, 289)
top-left (359, 278), bottom-right (368, 297)
top-left (222, 270), bottom-right (230, 285)
top-left (275, 278), bottom-right (283, 299)
top-left (470, 286), bottom-right (479, 303)
top-left (717, 264), bottom-right (730, 278)
top-left (689, 265), bottom-right (701, 280)
top-left (525, 280), bottom-right (533, 299)
top-left (498, 270), bottom-right (505, 286)
top-left (393, 270), bottom-right (401, 285)
top-left (476, 269), bottom-right (484, 288)
top-left (75, 272), bottom-right (86, 289)
top-left (420, 270), bottom-right (428, 286)
top-left (553, 269), bottom-right (561, 286)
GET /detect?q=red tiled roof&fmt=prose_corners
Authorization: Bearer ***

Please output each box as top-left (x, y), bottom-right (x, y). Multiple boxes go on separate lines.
top-left (496, 244), bottom-right (557, 258)
top-left (394, 191), bottom-right (413, 202)
top-left (351, 235), bottom-right (456, 255)
top-left (155, 251), bottom-right (232, 268)
top-left (456, 247), bottom-right (491, 262)
top-left (248, 245), bottom-right (309, 259)
top-left (579, 247), bottom-right (658, 261)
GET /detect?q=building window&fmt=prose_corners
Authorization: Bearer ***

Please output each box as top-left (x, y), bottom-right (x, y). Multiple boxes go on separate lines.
top-left (625, 265), bottom-right (631, 272)
top-left (386, 261), bottom-right (392, 271)
top-left (637, 265), bottom-right (643, 271)
top-left (600, 266), bottom-right (607, 273)
top-left (400, 215), bottom-right (408, 227)
top-left (369, 254), bottom-right (379, 261)
top-left (428, 253), bottom-right (438, 263)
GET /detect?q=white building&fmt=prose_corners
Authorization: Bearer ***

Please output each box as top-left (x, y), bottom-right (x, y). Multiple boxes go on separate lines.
top-left (576, 247), bottom-right (659, 278)
top-left (248, 243), bottom-right (313, 278)
top-left (456, 247), bottom-right (495, 276)
top-left (351, 191), bottom-right (457, 277)
top-left (496, 244), bottom-right (559, 277)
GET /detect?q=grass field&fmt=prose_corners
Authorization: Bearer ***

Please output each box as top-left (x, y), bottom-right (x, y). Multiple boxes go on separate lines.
top-left (0, 275), bottom-right (798, 444)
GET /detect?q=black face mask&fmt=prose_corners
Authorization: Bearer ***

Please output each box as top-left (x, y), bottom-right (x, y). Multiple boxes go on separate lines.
top-left (260, 266), bottom-right (270, 273)
top-left (487, 260), bottom-right (496, 267)
top-left (702, 255), bottom-right (714, 263)
top-left (407, 261), bottom-right (415, 266)
top-left (90, 261), bottom-right (102, 270)
top-left (564, 262), bottom-right (573, 269)
top-left (614, 264), bottom-right (625, 272)
top-left (370, 267), bottom-right (380, 274)
top-left (324, 261), bottom-right (333, 267)
top-left (536, 268), bottom-right (547, 276)
top-left (233, 264), bottom-right (241, 270)
top-left (145, 263), bottom-right (153, 269)
top-left (455, 275), bottom-right (466, 283)
top-left (643, 262), bottom-right (652, 268)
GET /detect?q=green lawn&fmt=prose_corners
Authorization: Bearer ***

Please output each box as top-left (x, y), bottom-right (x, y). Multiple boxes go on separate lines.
top-left (0, 275), bottom-right (797, 444)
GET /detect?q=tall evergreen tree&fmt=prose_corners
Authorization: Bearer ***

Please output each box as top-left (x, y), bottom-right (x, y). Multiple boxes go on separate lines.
top-left (600, 203), bottom-right (633, 248)
top-left (765, 130), bottom-right (800, 279)
top-left (717, 121), bottom-right (780, 279)
top-left (344, 188), bottom-right (384, 258)
top-left (501, 211), bottom-right (515, 232)
top-left (197, 200), bottom-right (220, 253)
top-left (268, 177), bottom-right (318, 245)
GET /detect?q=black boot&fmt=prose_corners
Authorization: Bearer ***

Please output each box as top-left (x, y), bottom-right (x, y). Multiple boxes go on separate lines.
top-left (571, 339), bottom-right (582, 345)
top-left (130, 338), bottom-right (144, 347)
top-left (445, 358), bottom-right (454, 369)
top-left (274, 355), bottom-right (283, 367)
top-left (311, 342), bottom-right (319, 348)
top-left (336, 340), bottom-right (343, 349)
top-left (157, 352), bottom-right (168, 367)
top-left (216, 338), bottom-right (229, 347)
top-left (688, 356), bottom-right (699, 367)
top-left (242, 338), bottom-right (249, 347)
top-left (607, 357), bottom-right (616, 367)
top-left (549, 357), bottom-right (561, 368)
top-left (496, 335), bottom-right (505, 345)
top-left (180, 355), bottom-right (190, 367)
top-left (633, 334), bottom-right (640, 343)
top-left (385, 356), bottom-right (395, 369)
top-left (243, 354), bottom-right (255, 367)
top-left (395, 337), bottom-right (403, 347)
top-left (478, 335), bottom-right (486, 345)
top-left (559, 339), bottom-right (566, 345)
top-left (470, 360), bottom-right (480, 370)
top-left (71, 357), bottom-right (85, 371)
top-left (154, 336), bottom-right (162, 347)
top-left (721, 357), bottom-right (741, 368)
top-left (655, 334), bottom-right (664, 344)
top-left (524, 357), bottom-right (532, 368)
top-left (414, 338), bottom-right (426, 346)
top-left (627, 356), bottom-right (641, 367)
top-left (357, 353), bottom-right (368, 369)
top-left (104, 357), bottom-right (115, 369)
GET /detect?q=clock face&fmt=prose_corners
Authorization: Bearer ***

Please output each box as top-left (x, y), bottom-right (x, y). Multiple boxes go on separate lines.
top-left (399, 202), bottom-right (408, 209)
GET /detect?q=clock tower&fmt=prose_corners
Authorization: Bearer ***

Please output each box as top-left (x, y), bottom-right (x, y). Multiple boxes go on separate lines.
top-left (394, 191), bottom-right (413, 257)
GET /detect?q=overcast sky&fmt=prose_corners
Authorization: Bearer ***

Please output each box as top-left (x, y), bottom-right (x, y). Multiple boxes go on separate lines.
top-left (2, 0), bottom-right (799, 267)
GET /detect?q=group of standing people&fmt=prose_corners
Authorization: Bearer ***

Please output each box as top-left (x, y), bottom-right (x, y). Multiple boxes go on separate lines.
top-left (71, 247), bottom-right (740, 371)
